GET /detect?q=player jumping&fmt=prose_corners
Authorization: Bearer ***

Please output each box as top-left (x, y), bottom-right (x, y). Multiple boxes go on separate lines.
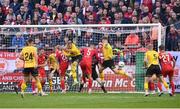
top-left (64, 40), bottom-right (82, 86)
top-left (47, 50), bottom-right (59, 93)
top-left (79, 42), bottom-right (99, 93)
top-left (55, 45), bottom-right (69, 93)
top-left (98, 36), bottom-right (132, 81)
top-left (78, 43), bottom-right (107, 93)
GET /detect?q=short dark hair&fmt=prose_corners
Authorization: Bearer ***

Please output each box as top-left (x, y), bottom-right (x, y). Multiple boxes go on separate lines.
top-left (159, 44), bottom-right (165, 50)
top-left (27, 38), bottom-right (33, 44)
top-left (104, 0), bottom-right (108, 3)
top-left (28, 38), bottom-right (33, 42)
top-left (102, 36), bottom-right (108, 40)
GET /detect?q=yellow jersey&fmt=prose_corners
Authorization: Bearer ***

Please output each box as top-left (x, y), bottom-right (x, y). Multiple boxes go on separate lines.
top-left (48, 53), bottom-right (58, 69)
top-left (21, 46), bottom-right (37, 68)
top-left (144, 50), bottom-right (159, 67)
top-left (102, 43), bottom-right (113, 61)
top-left (65, 43), bottom-right (81, 57)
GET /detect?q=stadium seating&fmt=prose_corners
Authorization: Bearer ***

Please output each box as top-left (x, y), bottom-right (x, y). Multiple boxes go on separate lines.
top-left (0, 0), bottom-right (179, 50)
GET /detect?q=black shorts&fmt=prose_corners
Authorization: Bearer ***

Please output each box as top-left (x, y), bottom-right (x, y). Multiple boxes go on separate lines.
top-left (71, 55), bottom-right (82, 63)
top-left (102, 59), bottom-right (115, 69)
top-left (23, 68), bottom-right (38, 77)
top-left (92, 63), bottom-right (98, 80)
top-left (146, 65), bottom-right (162, 77)
top-left (50, 68), bottom-right (59, 74)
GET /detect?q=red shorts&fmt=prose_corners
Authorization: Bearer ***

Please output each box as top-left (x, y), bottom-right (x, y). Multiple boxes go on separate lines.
top-left (59, 62), bottom-right (68, 77)
top-left (161, 68), bottom-right (174, 78)
top-left (80, 61), bottom-right (92, 75)
top-left (38, 67), bottom-right (46, 78)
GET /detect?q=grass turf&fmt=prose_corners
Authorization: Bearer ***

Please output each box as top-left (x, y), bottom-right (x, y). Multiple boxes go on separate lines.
top-left (0, 93), bottom-right (179, 108)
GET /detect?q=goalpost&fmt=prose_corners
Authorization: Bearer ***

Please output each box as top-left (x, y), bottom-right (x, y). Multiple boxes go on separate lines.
top-left (0, 23), bottom-right (162, 93)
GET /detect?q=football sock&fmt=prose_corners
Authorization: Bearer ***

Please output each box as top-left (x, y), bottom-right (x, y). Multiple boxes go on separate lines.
top-left (101, 85), bottom-right (107, 93)
top-left (162, 80), bottom-right (169, 90)
top-left (99, 72), bottom-right (104, 81)
top-left (18, 80), bottom-right (23, 89)
top-left (79, 83), bottom-right (84, 92)
top-left (71, 62), bottom-right (78, 82)
top-left (41, 80), bottom-right (45, 88)
top-left (149, 81), bottom-right (155, 91)
top-left (32, 81), bottom-right (36, 92)
top-left (157, 82), bottom-right (162, 92)
top-left (49, 79), bottom-right (53, 91)
top-left (170, 81), bottom-right (175, 94)
top-left (21, 82), bottom-right (27, 93)
top-left (61, 79), bottom-right (65, 90)
top-left (144, 81), bottom-right (149, 92)
top-left (36, 80), bottom-right (42, 93)
top-left (88, 78), bottom-right (92, 90)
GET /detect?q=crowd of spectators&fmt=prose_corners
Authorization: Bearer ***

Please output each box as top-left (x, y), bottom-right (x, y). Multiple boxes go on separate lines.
top-left (0, 0), bottom-right (179, 51)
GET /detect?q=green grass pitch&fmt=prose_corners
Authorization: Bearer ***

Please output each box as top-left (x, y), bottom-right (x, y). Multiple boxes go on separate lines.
top-left (0, 93), bottom-right (179, 108)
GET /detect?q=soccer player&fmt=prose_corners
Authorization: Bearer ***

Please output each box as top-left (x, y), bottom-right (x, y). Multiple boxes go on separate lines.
top-left (55, 45), bottom-right (69, 93)
top-left (19, 38), bottom-right (45, 98)
top-left (32, 48), bottom-right (48, 94)
top-left (158, 45), bottom-right (176, 96)
top-left (79, 43), bottom-right (107, 93)
top-left (47, 50), bottom-right (59, 93)
top-left (64, 40), bottom-right (82, 85)
top-left (14, 58), bottom-right (24, 94)
top-left (144, 44), bottom-right (169, 96)
top-left (91, 59), bottom-right (107, 93)
top-left (79, 43), bottom-right (99, 93)
top-left (98, 36), bottom-right (132, 80)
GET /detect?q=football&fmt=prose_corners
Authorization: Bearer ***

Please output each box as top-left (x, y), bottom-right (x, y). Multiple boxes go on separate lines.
top-left (118, 61), bottom-right (125, 68)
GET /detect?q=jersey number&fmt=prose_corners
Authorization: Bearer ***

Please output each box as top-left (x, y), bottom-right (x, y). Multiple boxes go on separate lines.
top-left (87, 49), bottom-right (91, 56)
top-left (61, 54), bottom-right (68, 61)
top-left (24, 52), bottom-right (33, 61)
top-left (161, 54), bottom-right (170, 63)
top-left (153, 54), bottom-right (158, 60)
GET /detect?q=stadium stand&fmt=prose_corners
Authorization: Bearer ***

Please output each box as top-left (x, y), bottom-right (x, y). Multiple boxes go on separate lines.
top-left (0, 0), bottom-right (179, 50)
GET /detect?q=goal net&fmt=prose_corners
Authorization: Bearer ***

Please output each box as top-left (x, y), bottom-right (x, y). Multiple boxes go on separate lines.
top-left (0, 24), bottom-right (162, 93)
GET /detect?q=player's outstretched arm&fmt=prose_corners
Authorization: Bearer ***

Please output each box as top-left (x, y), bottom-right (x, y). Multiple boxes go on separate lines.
top-left (172, 58), bottom-right (176, 68)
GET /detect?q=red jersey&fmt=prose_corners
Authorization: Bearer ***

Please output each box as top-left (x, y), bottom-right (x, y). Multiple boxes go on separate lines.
top-left (159, 52), bottom-right (174, 70)
top-left (38, 53), bottom-right (47, 65)
top-left (56, 50), bottom-right (69, 77)
top-left (38, 53), bottom-right (47, 78)
top-left (81, 48), bottom-right (99, 64)
top-left (56, 51), bottom-right (68, 64)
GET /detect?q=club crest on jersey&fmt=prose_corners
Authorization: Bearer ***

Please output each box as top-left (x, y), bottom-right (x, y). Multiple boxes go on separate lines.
top-left (0, 58), bottom-right (8, 73)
